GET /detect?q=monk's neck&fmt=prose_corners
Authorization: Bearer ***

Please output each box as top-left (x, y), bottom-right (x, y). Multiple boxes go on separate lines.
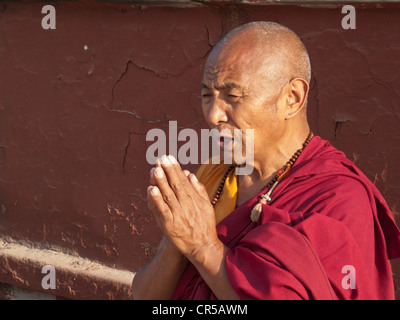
top-left (236, 128), bottom-right (310, 204)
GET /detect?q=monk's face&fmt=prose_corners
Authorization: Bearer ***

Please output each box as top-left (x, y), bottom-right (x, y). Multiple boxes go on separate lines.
top-left (201, 33), bottom-right (289, 162)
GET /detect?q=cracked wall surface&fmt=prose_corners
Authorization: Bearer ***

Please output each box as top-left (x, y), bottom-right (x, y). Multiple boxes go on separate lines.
top-left (0, 1), bottom-right (399, 299)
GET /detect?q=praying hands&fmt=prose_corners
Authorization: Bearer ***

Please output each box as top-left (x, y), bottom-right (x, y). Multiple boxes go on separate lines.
top-left (132, 154), bottom-right (238, 300)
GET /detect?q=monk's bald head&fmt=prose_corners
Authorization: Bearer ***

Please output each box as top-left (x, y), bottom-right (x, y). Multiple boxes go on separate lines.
top-left (207, 22), bottom-right (311, 95)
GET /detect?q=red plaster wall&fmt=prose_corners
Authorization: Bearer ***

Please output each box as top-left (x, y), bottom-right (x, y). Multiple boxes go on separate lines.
top-left (0, 1), bottom-right (399, 298)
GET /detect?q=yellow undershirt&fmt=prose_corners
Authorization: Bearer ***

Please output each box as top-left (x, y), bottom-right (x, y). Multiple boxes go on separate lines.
top-left (195, 162), bottom-right (238, 225)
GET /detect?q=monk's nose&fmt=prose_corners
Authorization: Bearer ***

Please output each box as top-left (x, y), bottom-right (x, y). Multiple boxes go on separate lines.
top-left (206, 98), bottom-right (229, 126)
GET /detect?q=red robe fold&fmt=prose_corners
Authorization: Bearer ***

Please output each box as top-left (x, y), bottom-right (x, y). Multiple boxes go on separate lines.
top-left (172, 136), bottom-right (400, 300)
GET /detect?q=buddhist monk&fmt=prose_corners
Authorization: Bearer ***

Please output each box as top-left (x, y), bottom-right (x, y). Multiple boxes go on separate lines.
top-left (132, 21), bottom-right (400, 300)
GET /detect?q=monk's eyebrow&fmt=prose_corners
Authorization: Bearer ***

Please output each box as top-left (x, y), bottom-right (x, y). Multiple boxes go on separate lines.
top-left (200, 81), bottom-right (245, 91)
top-left (200, 82), bottom-right (209, 91)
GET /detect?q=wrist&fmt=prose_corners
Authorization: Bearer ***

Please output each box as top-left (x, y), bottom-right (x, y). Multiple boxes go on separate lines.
top-left (188, 239), bottom-right (226, 273)
top-left (158, 237), bottom-right (188, 267)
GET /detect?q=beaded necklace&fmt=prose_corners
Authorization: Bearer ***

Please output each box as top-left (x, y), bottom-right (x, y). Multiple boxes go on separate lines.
top-left (211, 131), bottom-right (314, 223)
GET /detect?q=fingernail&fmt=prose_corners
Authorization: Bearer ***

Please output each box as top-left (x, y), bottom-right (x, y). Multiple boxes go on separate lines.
top-left (147, 186), bottom-right (153, 193)
top-left (161, 155), bottom-right (171, 166)
top-left (168, 155), bottom-right (177, 164)
top-left (155, 167), bottom-right (163, 178)
top-left (192, 174), bottom-right (199, 183)
top-left (156, 156), bottom-right (163, 166)
top-left (151, 187), bottom-right (159, 196)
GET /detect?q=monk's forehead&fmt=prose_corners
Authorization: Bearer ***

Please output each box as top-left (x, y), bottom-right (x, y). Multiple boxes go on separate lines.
top-left (206, 45), bottom-right (256, 71)
top-left (203, 37), bottom-right (279, 88)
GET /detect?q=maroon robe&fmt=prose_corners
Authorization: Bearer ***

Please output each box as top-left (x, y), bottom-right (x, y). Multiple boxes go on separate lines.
top-left (172, 136), bottom-right (400, 300)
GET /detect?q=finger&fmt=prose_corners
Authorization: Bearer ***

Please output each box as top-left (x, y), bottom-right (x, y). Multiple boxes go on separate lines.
top-left (153, 166), bottom-right (180, 211)
top-left (147, 186), bottom-right (162, 230)
top-left (147, 187), bottom-right (157, 212)
top-left (159, 155), bottom-right (194, 201)
top-left (159, 154), bottom-right (182, 170)
top-left (152, 167), bottom-right (190, 193)
top-left (150, 158), bottom-right (165, 185)
top-left (149, 167), bottom-right (156, 186)
top-left (147, 185), bottom-right (163, 219)
top-left (147, 185), bottom-right (173, 224)
top-left (152, 166), bottom-right (189, 186)
top-left (188, 173), bottom-right (210, 201)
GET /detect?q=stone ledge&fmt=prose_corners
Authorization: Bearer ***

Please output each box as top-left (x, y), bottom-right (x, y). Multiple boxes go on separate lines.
top-left (0, 238), bottom-right (135, 300)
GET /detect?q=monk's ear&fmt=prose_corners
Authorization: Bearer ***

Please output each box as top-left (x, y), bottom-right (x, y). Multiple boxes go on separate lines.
top-left (284, 78), bottom-right (309, 120)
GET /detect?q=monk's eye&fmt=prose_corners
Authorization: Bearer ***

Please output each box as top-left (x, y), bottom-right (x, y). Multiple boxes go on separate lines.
top-left (226, 92), bottom-right (241, 101)
top-left (201, 90), bottom-right (212, 100)
top-left (225, 87), bottom-right (242, 99)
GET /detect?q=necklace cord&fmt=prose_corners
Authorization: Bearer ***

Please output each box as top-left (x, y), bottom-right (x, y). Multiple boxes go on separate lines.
top-left (209, 131), bottom-right (314, 222)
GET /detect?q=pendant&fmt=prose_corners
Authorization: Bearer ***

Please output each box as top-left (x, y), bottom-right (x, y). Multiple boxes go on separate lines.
top-left (250, 180), bottom-right (278, 223)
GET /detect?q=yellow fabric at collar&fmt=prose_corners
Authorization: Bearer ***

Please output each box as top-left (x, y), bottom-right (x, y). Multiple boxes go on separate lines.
top-left (195, 162), bottom-right (237, 225)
